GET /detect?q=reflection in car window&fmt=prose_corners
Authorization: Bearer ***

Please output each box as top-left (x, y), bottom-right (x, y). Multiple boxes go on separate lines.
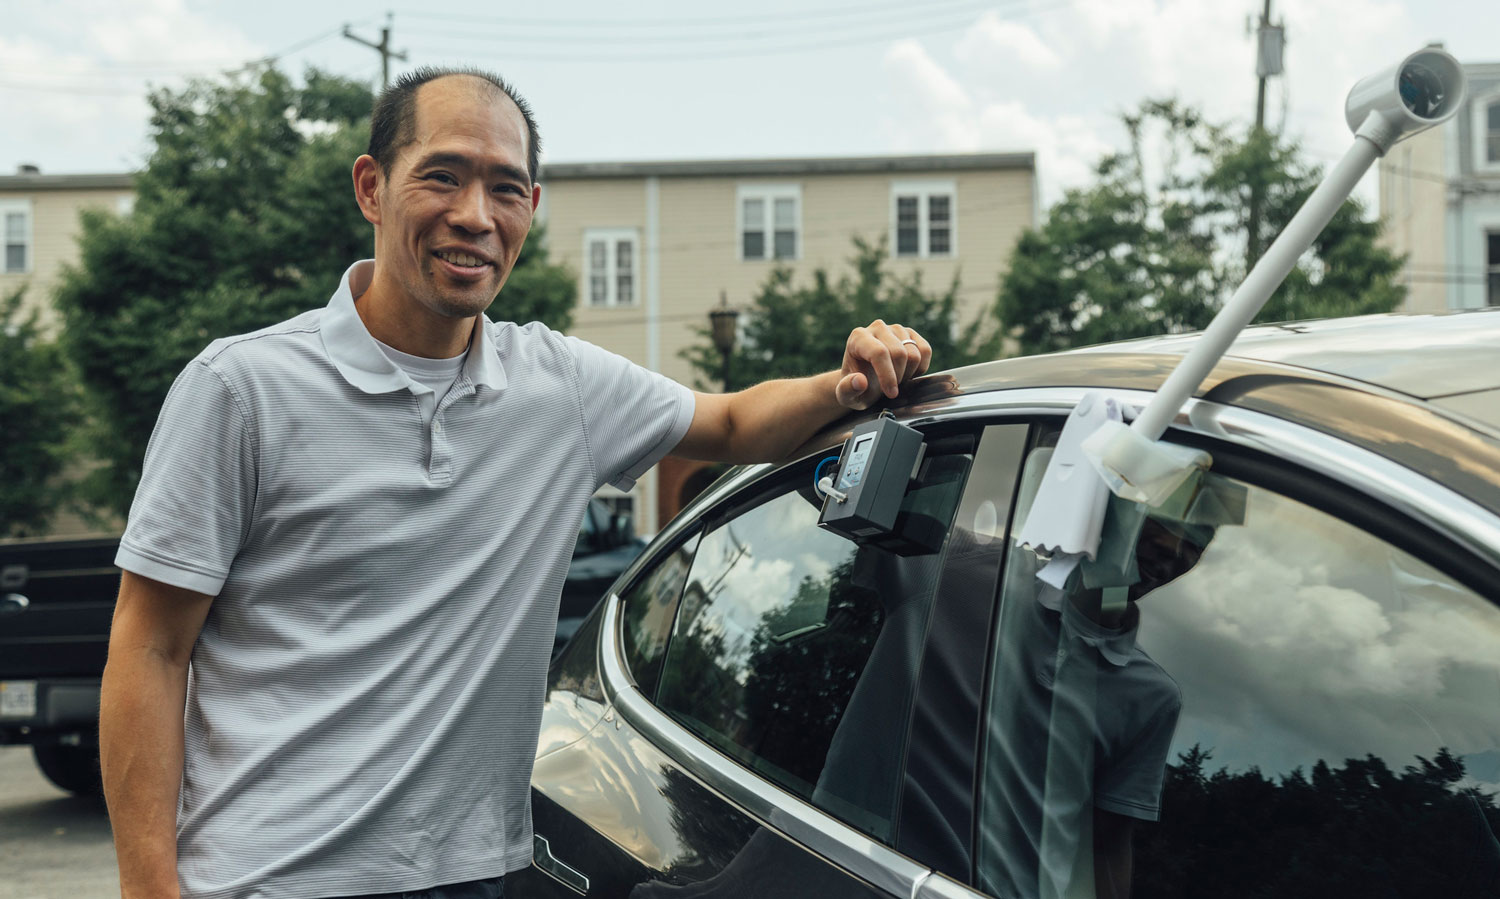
top-left (620, 533), bottom-right (700, 699)
top-left (978, 441), bottom-right (1500, 898)
top-left (655, 453), bottom-right (971, 842)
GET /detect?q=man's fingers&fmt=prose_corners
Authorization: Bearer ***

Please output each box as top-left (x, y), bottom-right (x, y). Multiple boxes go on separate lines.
top-left (863, 331), bottom-right (902, 398)
top-left (835, 371), bottom-right (874, 409)
top-left (899, 327), bottom-right (932, 376)
top-left (839, 320), bottom-right (934, 408)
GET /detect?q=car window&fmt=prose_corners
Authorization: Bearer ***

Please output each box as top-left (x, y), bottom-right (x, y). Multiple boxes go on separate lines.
top-left (575, 499), bottom-right (600, 555)
top-left (620, 533), bottom-right (701, 699)
top-left (654, 450), bottom-right (972, 843)
top-left (976, 439), bottom-right (1500, 899)
top-left (895, 423), bottom-right (1029, 881)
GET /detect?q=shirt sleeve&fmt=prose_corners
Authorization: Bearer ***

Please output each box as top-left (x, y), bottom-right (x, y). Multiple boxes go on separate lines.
top-left (1094, 675), bottom-right (1183, 822)
top-left (115, 357), bottom-right (258, 596)
top-left (562, 336), bottom-right (695, 492)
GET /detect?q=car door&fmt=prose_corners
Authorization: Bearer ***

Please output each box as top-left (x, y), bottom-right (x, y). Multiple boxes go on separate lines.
top-left (926, 402), bottom-right (1500, 899)
top-left (514, 430), bottom-right (987, 897)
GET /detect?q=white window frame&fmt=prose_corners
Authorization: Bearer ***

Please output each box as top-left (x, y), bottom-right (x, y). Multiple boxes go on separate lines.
top-left (890, 180), bottom-right (957, 259)
top-left (737, 184), bottom-right (801, 262)
top-left (582, 228), bottom-right (640, 308)
top-left (1473, 90), bottom-right (1500, 176)
top-left (1, 199), bottom-right (33, 275)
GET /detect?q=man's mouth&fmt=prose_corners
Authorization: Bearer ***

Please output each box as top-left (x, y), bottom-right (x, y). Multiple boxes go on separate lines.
top-left (434, 250), bottom-right (491, 270)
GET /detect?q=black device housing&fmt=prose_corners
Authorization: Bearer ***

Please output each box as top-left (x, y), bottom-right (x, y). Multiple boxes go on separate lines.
top-left (818, 414), bottom-right (927, 549)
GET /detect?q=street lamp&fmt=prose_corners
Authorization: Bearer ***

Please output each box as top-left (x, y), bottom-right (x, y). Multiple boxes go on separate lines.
top-left (708, 290), bottom-right (739, 393)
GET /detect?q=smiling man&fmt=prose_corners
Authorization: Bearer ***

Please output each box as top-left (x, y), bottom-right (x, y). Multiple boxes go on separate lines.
top-left (98, 68), bottom-right (932, 899)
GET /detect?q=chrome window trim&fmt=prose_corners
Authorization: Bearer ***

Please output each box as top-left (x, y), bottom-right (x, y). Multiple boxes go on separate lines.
top-left (598, 594), bottom-right (931, 898)
top-left (914, 871), bottom-right (987, 899)
top-left (899, 386), bottom-right (1500, 570)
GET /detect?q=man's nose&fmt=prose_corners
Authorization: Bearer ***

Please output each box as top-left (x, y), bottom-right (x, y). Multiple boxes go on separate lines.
top-left (447, 182), bottom-right (492, 234)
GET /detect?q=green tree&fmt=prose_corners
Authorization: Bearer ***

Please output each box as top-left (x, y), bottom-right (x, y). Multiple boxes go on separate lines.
top-left (55, 66), bottom-right (575, 515)
top-left (682, 236), bottom-right (1000, 391)
top-left (0, 288), bottom-right (82, 536)
top-left (997, 100), bottom-right (1405, 355)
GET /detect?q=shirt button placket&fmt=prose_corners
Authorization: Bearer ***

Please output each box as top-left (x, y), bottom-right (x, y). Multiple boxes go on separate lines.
top-left (429, 415), bottom-right (452, 483)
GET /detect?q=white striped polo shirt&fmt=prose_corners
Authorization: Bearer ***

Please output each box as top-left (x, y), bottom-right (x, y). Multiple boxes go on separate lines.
top-left (116, 260), bottom-right (695, 899)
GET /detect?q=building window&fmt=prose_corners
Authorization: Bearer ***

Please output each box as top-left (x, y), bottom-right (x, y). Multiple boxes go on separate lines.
top-left (583, 228), bottom-right (638, 307)
top-left (2, 203), bottom-right (29, 274)
top-left (1488, 232), bottom-right (1499, 307)
top-left (1488, 100), bottom-right (1500, 165)
top-left (891, 181), bottom-right (956, 258)
top-left (739, 185), bottom-right (800, 261)
top-left (1475, 95), bottom-right (1500, 173)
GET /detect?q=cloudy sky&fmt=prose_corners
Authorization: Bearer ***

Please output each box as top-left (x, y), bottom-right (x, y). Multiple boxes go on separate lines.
top-left (3, 0), bottom-right (1496, 208)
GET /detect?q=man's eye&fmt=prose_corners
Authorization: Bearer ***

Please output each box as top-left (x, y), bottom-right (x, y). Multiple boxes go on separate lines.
top-left (428, 173), bottom-right (457, 185)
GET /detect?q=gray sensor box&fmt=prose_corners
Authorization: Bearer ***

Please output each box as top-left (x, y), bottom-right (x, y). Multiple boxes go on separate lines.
top-left (818, 414), bottom-right (925, 543)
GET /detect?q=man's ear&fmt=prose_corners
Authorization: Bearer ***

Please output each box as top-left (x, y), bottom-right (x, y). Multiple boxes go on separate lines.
top-left (353, 155), bottom-right (382, 226)
top-left (531, 183), bottom-right (541, 212)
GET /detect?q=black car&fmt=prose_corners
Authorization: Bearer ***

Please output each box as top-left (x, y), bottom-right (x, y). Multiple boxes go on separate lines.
top-left (512, 310), bottom-right (1500, 898)
top-left (0, 497), bottom-right (641, 795)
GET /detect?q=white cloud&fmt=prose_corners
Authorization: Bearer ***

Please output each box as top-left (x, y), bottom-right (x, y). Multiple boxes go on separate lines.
top-left (881, 37), bottom-right (1113, 205)
top-left (881, 0), bottom-right (1428, 210)
top-left (956, 14), bottom-right (1061, 71)
top-left (3, 0), bottom-right (264, 173)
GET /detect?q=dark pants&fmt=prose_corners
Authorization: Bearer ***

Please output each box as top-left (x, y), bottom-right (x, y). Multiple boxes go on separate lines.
top-left (341, 875), bottom-right (504, 899)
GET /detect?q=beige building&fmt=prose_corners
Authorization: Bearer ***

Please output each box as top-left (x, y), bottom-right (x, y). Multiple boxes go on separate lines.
top-left (3, 153), bottom-right (1037, 534)
top-left (1379, 60), bottom-right (1500, 313)
top-left (538, 153), bottom-right (1036, 529)
top-left (0, 167), bottom-right (135, 331)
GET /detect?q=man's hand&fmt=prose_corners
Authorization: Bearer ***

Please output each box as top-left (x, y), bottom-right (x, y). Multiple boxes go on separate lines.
top-left (834, 320), bottom-right (933, 410)
top-left (676, 319), bottom-right (936, 464)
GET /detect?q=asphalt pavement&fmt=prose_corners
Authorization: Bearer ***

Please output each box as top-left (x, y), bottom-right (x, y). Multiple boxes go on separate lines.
top-left (0, 745), bottom-right (119, 899)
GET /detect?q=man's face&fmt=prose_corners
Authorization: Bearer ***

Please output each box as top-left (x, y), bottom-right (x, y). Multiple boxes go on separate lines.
top-left (1129, 517), bottom-right (1208, 601)
top-left (371, 77), bottom-right (538, 321)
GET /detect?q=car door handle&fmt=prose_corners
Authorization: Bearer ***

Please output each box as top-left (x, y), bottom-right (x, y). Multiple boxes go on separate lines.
top-left (0, 594), bottom-right (29, 617)
top-left (533, 833), bottom-right (589, 894)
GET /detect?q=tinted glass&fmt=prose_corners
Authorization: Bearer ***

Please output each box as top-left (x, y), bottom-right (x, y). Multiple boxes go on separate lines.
top-left (773, 229), bottom-right (796, 260)
top-left (656, 453), bottom-right (971, 841)
top-left (977, 444), bottom-right (1500, 898)
top-left (620, 533), bottom-right (700, 699)
top-left (1489, 100), bottom-right (1500, 163)
top-left (896, 195), bottom-right (919, 256)
top-left (896, 424), bottom-right (1029, 880)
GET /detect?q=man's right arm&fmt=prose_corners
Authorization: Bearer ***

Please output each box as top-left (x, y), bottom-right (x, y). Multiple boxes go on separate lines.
top-left (100, 571), bottom-right (214, 899)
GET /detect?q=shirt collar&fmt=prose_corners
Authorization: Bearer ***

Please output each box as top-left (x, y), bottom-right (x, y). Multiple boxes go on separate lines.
top-left (1037, 584), bottom-right (1140, 667)
top-left (321, 260), bottom-right (507, 395)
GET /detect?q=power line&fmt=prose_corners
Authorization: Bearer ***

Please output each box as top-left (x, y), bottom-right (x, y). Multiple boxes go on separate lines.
top-left (400, 0), bottom-right (1015, 43)
top-left (0, 22), bottom-right (366, 90)
top-left (343, 14), bottom-right (407, 89)
top-left (391, 0), bottom-right (1006, 30)
top-left (401, 0), bottom-right (1079, 63)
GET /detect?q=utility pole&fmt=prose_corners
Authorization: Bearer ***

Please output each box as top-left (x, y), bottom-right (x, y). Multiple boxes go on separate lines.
top-left (1247, 0), bottom-right (1283, 268)
top-left (344, 12), bottom-right (407, 89)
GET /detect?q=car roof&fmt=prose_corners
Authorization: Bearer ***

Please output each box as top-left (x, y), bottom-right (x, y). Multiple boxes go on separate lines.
top-left (801, 309), bottom-right (1500, 519)
top-left (1072, 307), bottom-right (1500, 414)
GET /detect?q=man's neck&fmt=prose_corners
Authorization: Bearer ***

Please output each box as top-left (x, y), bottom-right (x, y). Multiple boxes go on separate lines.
top-left (354, 279), bottom-right (474, 360)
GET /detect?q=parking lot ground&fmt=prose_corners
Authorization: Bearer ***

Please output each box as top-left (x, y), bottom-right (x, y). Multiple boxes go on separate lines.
top-left (0, 745), bottom-right (119, 899)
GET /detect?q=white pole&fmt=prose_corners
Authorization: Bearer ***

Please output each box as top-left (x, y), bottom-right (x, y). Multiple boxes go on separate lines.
top-left (1131, 135), bottom-right (1381, 440)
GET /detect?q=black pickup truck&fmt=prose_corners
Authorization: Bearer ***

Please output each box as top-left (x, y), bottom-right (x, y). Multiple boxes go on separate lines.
top-left (0, 497), bottom-right (643, 796)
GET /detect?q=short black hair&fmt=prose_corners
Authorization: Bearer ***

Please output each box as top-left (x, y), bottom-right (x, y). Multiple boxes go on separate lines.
top-left (367, 66), bottom-right (541, 184)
